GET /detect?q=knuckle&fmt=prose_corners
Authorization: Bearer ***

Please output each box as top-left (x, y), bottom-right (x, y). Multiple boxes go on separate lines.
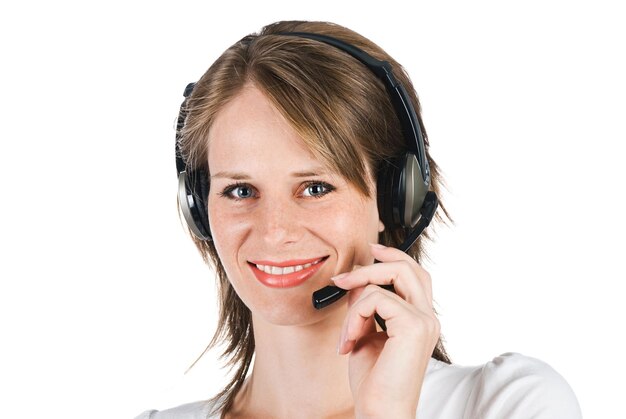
top-left (364, 284), bottom-right (383, 295)
top-left (411, 314), bottom-right (440, 337)
top-left (361, 284), bottom-right (384, 301)
top-left (399, 260), bottom-right (414, 275)
top-left (431, 316), bottom-right (441, 334)
top-left (418, 268), bottom-right (432, 284)
top-left (364, 284), bottom-right (377, 293)
top-left (422, 270), bottom-right (432, 282)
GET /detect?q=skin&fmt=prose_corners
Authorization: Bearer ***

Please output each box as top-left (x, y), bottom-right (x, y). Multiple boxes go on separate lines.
top-left (207, 83), bottom-right (440, 418)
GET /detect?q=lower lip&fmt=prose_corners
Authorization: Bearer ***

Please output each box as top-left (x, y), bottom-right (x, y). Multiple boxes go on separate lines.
top-left (249, 259), bottom-right (326, 288)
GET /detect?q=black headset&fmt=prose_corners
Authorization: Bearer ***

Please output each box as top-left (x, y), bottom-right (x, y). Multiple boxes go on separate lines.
top-left (175, 32), bottom-right (438, 253)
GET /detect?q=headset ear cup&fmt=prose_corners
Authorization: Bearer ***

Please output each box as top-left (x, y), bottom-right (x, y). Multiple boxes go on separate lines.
top-left (377, 157), bottom-right (403, 229)
top-left (193, 167), bottom-right (211, 239)
top-left (377, 153), bottom-right (428, 230)
top-left (178, 168), bottom-right (212, 240)
top-left (401, 153), bottom-right (428, 228)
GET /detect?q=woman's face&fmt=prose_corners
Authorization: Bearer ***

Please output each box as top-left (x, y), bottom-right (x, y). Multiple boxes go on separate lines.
top-left (207, 84), bottom-right (383, 326)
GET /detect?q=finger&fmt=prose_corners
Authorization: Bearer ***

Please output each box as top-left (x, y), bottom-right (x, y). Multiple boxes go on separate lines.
top-left (338, 285), bottom-right (423, 354)
top-left (342, 285), bottom-right (414, 343)
top-left (332, 260), bottom-right (432, 308)
top-left (369, 243), bottom-right (433, 302)
top-left (370, 243), bottom-right (431, 280)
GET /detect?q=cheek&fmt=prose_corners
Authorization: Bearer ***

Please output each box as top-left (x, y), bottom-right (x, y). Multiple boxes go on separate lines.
top-left (207, 203), bottom-right (257, 306)
top-left (315, 199), bottom-right (380, 253)
top-left (207, 199), bottom-right (249, 270)
top-left (207, 194), bottom-right (380, 266)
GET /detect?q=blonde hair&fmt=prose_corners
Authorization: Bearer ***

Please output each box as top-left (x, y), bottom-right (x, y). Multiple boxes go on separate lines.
top-left (179, 20), bottom-right (452, 416)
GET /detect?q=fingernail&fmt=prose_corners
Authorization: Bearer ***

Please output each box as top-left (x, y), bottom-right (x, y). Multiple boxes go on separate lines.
top-left (369, 243), bottom-right (386, 249)
top-left (337, 325), bottom-right (349, 354)
top-left (331, 272), bottom-right (349, 282)
top-left (336, 332), bottom-right (344, 354)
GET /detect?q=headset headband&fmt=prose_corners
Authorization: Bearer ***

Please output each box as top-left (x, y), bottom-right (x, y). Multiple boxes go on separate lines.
top-left (281, 32), bottom-right (430, 186)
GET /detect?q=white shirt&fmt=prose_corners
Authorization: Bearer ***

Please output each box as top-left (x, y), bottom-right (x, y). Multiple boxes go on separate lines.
top-left (136, 352), bottom-right (581, 418)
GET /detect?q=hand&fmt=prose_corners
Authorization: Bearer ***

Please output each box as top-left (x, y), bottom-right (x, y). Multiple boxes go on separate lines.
top-left (332, 243), bottom-right (440, 418)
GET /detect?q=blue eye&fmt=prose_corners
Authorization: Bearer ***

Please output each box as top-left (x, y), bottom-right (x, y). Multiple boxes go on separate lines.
top-left (302, 182), bottom-right (334, 198)
top-left (220, 183), bottom-right (256, 200)
top-left (233, 186), bottom-right (252, 198)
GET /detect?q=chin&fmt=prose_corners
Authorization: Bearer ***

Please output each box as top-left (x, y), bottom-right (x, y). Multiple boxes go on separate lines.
top-left (246, 288), bottom-right (345, 328)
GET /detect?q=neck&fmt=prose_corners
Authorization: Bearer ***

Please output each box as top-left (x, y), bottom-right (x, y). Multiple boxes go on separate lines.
top-left (230, 302), bottom-right (354, 418)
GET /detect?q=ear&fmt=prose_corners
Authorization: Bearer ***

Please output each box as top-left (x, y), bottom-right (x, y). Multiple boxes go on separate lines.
top-left (378, 219), bottom-right (385, 233)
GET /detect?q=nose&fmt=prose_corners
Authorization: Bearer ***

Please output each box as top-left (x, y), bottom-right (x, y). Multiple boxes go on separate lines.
top-left (257, 196), bottom-right (304, 247)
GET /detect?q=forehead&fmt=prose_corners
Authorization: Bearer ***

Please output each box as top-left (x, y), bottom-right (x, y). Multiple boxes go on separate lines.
top-left (207, 85), bottom-right (323, 174)
top-left (205, 83), bottom-right (375, 197)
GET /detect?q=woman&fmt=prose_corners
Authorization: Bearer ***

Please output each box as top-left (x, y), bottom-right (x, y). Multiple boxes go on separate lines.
top-left (138, 20), bottom-right (581, 418)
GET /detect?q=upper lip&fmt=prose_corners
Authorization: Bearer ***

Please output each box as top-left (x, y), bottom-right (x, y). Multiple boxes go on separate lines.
top-left (248, 256), bottom-right (328, 268)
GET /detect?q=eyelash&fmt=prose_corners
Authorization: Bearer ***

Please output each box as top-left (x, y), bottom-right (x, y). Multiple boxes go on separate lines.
top-left (219, 181), bottom-right (335, 201)
top-left (301, 181), bottom-right (335, 198)
top-left (219, 182), bottom-right (256, 201)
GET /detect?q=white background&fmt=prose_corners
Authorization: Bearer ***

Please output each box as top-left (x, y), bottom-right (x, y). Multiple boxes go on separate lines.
top-left (1, 1), bottom-right (624, 418)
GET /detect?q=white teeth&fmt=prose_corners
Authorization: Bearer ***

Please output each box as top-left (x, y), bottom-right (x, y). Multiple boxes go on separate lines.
top-left (255, 259), bottom-right (323, 275)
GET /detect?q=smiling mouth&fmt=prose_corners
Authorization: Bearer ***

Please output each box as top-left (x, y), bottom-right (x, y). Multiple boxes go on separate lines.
top-left (253, 258), bottom-right (326, 275)
top-left (248, 256), bottom-right (329, 288)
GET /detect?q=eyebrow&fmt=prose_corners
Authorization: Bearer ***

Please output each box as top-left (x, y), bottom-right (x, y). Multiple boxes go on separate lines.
top-left (210, 171), bottom-right (251, 180)
top-left (210, 168), bottom-right (329, 180)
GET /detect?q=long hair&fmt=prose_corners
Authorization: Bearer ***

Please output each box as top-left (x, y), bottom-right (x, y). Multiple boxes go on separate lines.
top-left (179, 20), bottom-right (452, 417)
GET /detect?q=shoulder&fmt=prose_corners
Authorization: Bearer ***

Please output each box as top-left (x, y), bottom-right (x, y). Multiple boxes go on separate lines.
top-left (134, 400), bottom-right (218, 419)
top-left (420, 352), bottom-right (582, 419)
top-left (469, 352), bottom-right (582, 417)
